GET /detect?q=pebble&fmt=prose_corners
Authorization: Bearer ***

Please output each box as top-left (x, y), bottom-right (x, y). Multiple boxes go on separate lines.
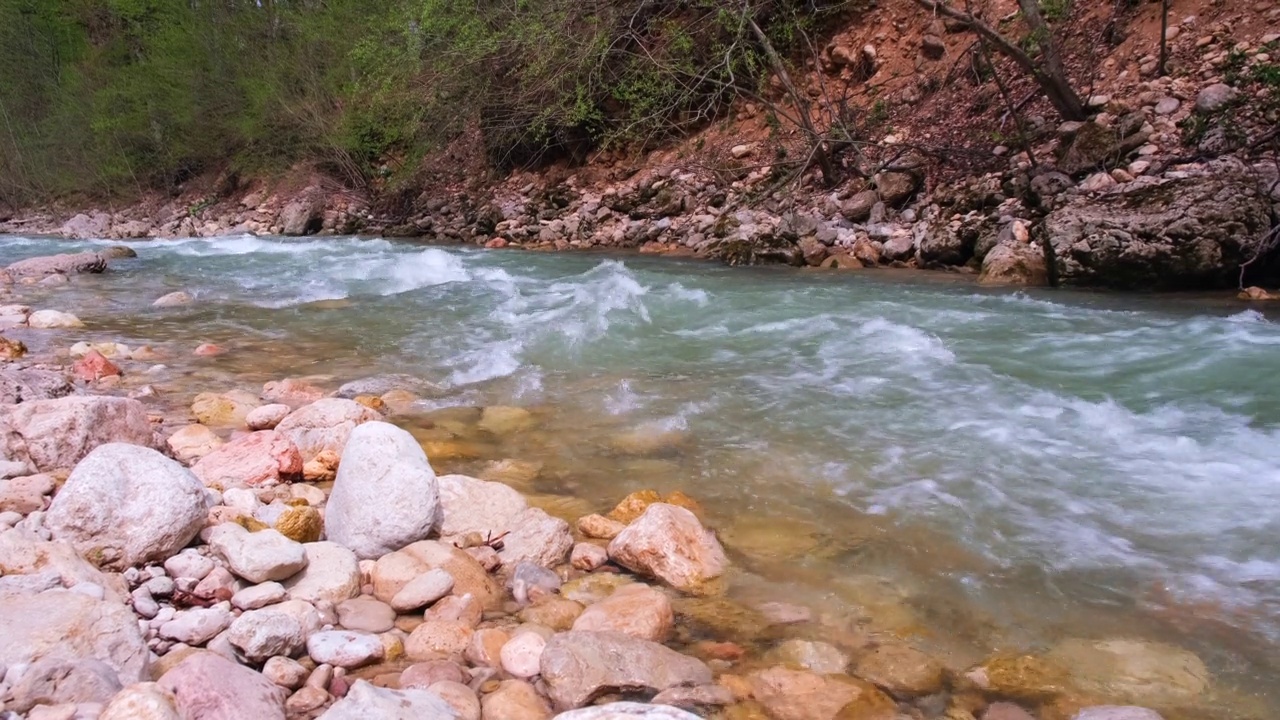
top-left (158, 604), bottom-right (233, 644)
top-left (389, 567), bottom-right (455, 612)
top-left (231, 581), bottom-right (288, 611)
top-left (307, 630), bottom-right (385, 668)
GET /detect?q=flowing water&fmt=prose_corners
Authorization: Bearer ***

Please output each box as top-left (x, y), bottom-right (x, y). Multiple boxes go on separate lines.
top-left (3, 234), bottom-right (1279, 716)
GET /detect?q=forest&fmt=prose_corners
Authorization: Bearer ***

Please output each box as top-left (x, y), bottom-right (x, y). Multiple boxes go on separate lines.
top-left (0, 0), bottom-right (859, 206)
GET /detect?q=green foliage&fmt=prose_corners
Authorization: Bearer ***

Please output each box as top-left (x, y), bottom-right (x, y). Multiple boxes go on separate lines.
top-left (0, 0), bottom-right (851, 205)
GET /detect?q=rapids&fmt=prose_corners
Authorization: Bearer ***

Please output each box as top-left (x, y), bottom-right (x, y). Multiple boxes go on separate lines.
top-left (3, 234), bottom-right (1278, 716)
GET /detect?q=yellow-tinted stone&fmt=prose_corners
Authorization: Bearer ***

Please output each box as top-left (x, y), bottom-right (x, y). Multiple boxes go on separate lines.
top-left (275, 505), bottom-right (323, 543)
top-left (607, 489), bottom-right (662, 523)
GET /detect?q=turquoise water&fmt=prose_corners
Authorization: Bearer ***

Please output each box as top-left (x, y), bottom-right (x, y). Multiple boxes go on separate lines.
top-left (3, 234), bottom-right (1279, 714)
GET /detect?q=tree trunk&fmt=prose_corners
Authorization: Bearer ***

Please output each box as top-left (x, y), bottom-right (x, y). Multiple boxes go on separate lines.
top-left (911, 0), bottom-right (1086, 121)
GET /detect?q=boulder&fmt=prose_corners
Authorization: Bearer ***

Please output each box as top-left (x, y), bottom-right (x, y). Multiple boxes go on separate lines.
top-left (979, 239), bottom-right (1048, 285)
top-left (282, 541), bottom-right (361, 604)
top-left (540, 631), bottom-right (712, 711)
top-left (46, 443), bottom-right (208, 569)
top-left (4, 657), bottom-right (123, 714)
top-left (1195, 83), bottom-right (1238, 114)
top-left (1045, 159), bottom-right (1274, 289)
top-left (0, 366), bottom-right (73, 405)
top-left (275, 398), bottom-right (380, 460)
top-left (279, 195), bottom-right (326, 237)
top-left (6, 251), bottom-right (107, 277)
top-left (206, 524), bottom-right (308, 583)
top-left (0, 588), bottom-right (149, 686)
top-left (319, 679), bottom-right (456, 719)
top-left (571, 583), bottom-right (674, 642)
top-left (0, 395), bottom-right (156, 473)
top-left (58, 213), bottom-right (111, 240)
top-left (325, 421), bottom-right (439, 559)
top-left (553, 703), bottom-right (702, 719)
top-left (607, 504), bottom-right (727, 595)
top-left (873, 170), bottom-right (920, 206)
top-left (191, 430), bottom-right (303, 489)
top-left (749, 666), bottom-right (895, 720)
top-left (157, 651), bottom-right (287, 720)
top-left (372, 540), bottom-right (503, 610)
top-left (839, 189), bottom-right (880, 220)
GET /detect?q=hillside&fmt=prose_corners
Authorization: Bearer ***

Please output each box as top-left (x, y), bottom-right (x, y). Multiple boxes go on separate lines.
top-left (1, 0), bottom-right (1277, 291)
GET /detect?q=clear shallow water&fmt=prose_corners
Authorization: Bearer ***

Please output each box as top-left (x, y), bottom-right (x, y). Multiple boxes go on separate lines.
top-left (4, 235), bottom-right (1280, 714)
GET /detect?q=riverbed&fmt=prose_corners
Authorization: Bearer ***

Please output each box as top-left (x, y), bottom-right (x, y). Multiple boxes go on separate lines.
top-left (3, 234), bottom-right (1278, 717)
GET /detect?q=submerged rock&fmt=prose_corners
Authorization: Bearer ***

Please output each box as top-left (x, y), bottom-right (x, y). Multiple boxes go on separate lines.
top-left (326, 421), bottom-right (440, 559)
top-left (540, 630), bottom-right (712, 711)
top-left (26, 309), bottom-right (85, 328)
top-left (7, 251), bottom-right (107, 277)
top-left (191, 390), bottom-right (262, 427)
top-left (608, 503), bottom-right (727, 595)
top-left (1047, 638), bottom-right (1209, 705)
top-left (46, 443), bottom-right (208, 568)
top-left (748, 666), bottom-right (895, 720)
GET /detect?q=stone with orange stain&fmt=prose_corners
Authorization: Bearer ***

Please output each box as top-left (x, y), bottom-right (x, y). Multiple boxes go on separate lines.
top-left (606, 489), bottom-right (662, 523)
top-left (73, 349), bottom-right (121, 381)
top-left (608, 503), bottom-right (727, 595)
top-left (749, 666), bottom-right (895, 720)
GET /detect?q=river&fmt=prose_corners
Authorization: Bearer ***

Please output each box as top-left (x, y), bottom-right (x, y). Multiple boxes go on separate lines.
top-left (3, 234), bottom-right (1278, 717)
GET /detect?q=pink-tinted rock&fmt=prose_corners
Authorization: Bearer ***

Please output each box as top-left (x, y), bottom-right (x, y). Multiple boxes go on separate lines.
top-left (157, 651), bottom-right (286, 720)
top-left (73, 350), bottom-right (121, 382)
top-left (540, 631), bottom-right (711, 711)
top-left (0, 473), bottom-right (55, 514)
top-left (194, 343), bottom-right (224, 356)
top-left (570, 543), bottom-right (609, 571)
top-left (191, 431), bottom-right (303, 490)
top-left (607, 504), bottom-right (727, 595)
top-left (399, 660), bottom-right (467, 689)
top-left (571, 583), bottom-right (673, 642)
top-left (262, 379), bottom-right (325, 407)
top-left (480, 679), bottom-right (551, 720)
top-left (0, 396), bottom-right (158, 473)
top-left (275, 398), bottom-right (380, 461)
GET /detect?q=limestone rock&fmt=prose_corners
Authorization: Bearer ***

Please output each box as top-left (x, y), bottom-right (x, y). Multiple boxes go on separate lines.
top-left (768, 639), bottom-right (849, 675)
top-left (608, 504), bottom-right (727, 595)
top-left (4, 656), bottom-right (123, 713)
top-left (1047, 638), bottom-right (1208, 705)
top-left (437, 474), bottom-right (573, 569)
top-left (852, 644), bottom-right (945, 698)
top-left (206, 524), bottom-right (308, 583)
top-left (279, 195), bottom-right (326, 237)
top-left (99, 683), bottom-right (181, 720)
top-left (554, 703), bottom-right (702, 719)
top-left (158, 604), bottom-right (233, 644)
top-left (191, 430), bottom-right (303, 490)
top-left (841, 191), bottom-right (880, 222)
top-left (979, 240), bottom-right (1047, 286)
top-left (281, 541), bottom-right (361, 605)
top-left (749, 666), bottom-right (895, 720)
top-left (1073, 708), bottom-right (1165, 720)
top-left (158, 651), bottom-right (287, 720)
top-left (227, 608), bottom-right (307, 662)
top-left (372, 541), bottom-right (502, 610)
top-left (191, 390), bottom-right (262, 427)
top-left (480, 679), bottom-right (551, 720)
top-left (152, 291), bottom-right (193, 307)
top-left (390, 567), bottom-right (455, 612)
top-left (0, 396), bottom-right (156, 473)
top-left (166, 425), bottom-right (225, 464)
top-left (0, 587), bottom-right (148, 685)
top-left (0, 366), bottom-right (73, 406)
top-left (7, 252), bottom-right (107, 277)
top-left (246, 403), bottom-right (291, 431)
top-left (540, 630), bottom-right (712, 711)
top-left (336, 596), bottom-right (396, 633)
top-left (1195, 83), bottom-right (1238, 114)
top-left (46, 444), bottom-right (208, 569)
top-left (325, 421), bottom-right (440, 559)
top-left (571, 583), bottom-right (674, 642)
top-left (1045, 159), bottom-right (1273, 289)
top-left (275, 398), bottom-right (380, 461)
top-left (306, 630), bottom-right (384, 668)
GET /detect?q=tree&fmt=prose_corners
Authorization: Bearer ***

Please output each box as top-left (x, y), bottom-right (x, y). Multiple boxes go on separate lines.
top-left (910, 0), bottom-right (1087, 121)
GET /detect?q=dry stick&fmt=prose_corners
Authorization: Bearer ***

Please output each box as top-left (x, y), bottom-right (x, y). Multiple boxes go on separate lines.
top-left (978, 39), bottom-right (1038, 169)
top-left (910, 0), bottom-right (1086, 120)
top-left (1158, 0), bottom-right (1171, 77)
top-left (745, 15), bottom-right (838, 186)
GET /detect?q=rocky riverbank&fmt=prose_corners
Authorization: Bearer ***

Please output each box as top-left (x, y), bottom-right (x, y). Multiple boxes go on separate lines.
top-left (3, 45), bottom-right (1279, 294)
top-left (0, 249), bottom-right (1242, 720)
